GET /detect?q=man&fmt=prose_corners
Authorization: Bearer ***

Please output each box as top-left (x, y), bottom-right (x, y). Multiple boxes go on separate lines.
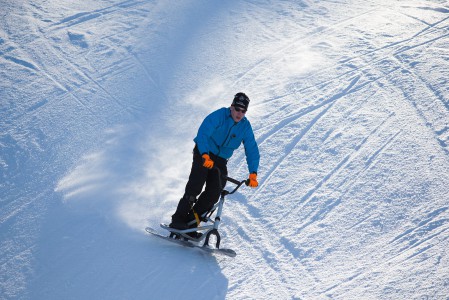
top-left (170, 92), bottom-right (260, 231)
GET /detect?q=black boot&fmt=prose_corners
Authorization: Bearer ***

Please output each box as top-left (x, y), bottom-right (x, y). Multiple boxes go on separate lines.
top-left (170, 194), bottom-right (196, 230)
top-left (186, 231), bottom-right (203, 239)
top-left (169, 219), bottom-right (188, 230)
top-left (183, 213), bottom-right (202, 239)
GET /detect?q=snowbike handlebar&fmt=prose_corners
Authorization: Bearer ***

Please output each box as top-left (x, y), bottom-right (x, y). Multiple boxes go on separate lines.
top-left (225, 176), bottom-right (244, 186)
top-left (213, 166), bottom-right (249, 196)
top-left (224, 176), bottom-right (249, 195)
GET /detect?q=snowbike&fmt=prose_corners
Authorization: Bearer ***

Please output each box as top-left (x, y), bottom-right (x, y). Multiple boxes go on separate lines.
top-left (146, 167), bottom-right (249, 257)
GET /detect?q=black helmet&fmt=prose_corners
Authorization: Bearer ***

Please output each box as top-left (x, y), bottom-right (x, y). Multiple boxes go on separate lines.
top-left (232, 92), bottom-right (250, 110)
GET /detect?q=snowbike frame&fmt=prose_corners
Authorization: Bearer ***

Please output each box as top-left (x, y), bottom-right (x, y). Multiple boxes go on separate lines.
top-left (163, 167), bottom-right (249, 249)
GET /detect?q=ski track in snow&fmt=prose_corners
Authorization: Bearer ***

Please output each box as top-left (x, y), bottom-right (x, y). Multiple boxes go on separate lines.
top-left (220, 2), bottom-right (449, 299)
top-left (1, 0), bottom-right (449, 299)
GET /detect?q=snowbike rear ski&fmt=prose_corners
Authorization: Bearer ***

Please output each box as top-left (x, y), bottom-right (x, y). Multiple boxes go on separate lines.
top-left (145, 227), bottom-right (236, 257)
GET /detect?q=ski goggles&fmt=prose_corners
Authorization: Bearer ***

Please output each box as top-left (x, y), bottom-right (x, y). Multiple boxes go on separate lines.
top-left (234, 106), bottom-right (247, 114)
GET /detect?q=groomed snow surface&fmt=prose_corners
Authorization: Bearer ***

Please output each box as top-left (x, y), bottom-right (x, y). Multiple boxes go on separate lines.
top-left (2, 0), bottom-right (449, 299)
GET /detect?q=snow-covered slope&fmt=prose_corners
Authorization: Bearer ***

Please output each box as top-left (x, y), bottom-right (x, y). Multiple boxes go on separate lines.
top-left (1, 1), bottom-right (449, 299)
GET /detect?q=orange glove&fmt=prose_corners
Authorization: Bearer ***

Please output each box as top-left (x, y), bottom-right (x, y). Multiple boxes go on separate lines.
top-left (202, 154), bottom-right (214, 169)
top-left (248, 173), bottom-right (258, 187)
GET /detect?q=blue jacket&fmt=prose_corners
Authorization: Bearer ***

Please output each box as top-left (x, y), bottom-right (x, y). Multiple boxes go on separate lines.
top-left (194, 107), bottom-right (260, 174)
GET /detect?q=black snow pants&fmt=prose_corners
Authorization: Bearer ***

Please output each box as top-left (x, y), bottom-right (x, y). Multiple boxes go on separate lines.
top-left (172, 145), bottom-right (228, 225)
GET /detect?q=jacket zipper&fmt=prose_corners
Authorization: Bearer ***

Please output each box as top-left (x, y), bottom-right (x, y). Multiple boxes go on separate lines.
top-left (217, 121), bottom-right (237, 156)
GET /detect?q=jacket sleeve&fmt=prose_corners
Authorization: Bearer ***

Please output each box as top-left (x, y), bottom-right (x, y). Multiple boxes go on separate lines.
top-left (243, 122), bottom-right (260, 174)
top-left (195, 109), bottom-right (223, 155)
